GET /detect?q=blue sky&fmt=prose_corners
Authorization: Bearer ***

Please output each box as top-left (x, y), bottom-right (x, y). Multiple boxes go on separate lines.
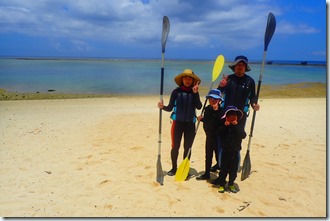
top-left (0, 0), bottom-right (327, 61)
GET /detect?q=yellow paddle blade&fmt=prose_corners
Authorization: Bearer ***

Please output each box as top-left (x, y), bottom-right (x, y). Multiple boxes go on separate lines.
top-left (212, 55), bottom-right (225, 82)
top-left (175, 157), bottom-right (190, 181)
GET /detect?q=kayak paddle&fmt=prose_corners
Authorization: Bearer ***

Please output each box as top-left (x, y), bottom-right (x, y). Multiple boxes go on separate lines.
top-left (196, 55), bottom-right (225, 132)
top-left (156, 16), bottom-right (170, 185)
top-left (175, 55), bottom-right (225, 182)
top-left (241, 12), bottom-right (276, 181)
top-left (175, 148), bottom-right (192, 181)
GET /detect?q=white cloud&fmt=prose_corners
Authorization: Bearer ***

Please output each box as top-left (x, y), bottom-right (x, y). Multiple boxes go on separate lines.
top-left (277, 20), bottom-right (320, 34)
top-left (0, 0), bottom-right (324, 55)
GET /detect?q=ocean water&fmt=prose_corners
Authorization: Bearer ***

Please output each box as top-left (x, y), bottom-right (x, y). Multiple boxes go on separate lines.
top-left (0, 58), bottom-right (326, 95)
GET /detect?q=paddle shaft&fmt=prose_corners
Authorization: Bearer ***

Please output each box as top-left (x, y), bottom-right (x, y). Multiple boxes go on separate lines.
top-left (158, 16), bottom-right (169, 156)
top-left (158, 54), bottom-right (165, 155)
top-left (246, 50), bottom-right (265, 151)
top-left (158, 16), bottom-right (169, 153)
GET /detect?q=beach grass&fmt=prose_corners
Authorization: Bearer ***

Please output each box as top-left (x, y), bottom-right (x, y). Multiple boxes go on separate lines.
top-left (0, 82), bottom-right (326, 100)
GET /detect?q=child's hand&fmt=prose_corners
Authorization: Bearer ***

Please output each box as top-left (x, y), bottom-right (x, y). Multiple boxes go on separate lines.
top-left (225, 115), bottom-right (238, 126)
top-left (197, 115), bottom-right (203, 122)
top-left (192, 81), bottom-right (200, 93)
top-left (225, 120), bottom-right (237, 126)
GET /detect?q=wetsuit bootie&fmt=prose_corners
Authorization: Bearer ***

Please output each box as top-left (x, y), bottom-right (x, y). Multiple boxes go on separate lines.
top-left (196, 173), bottom-right (210, 181)
top-left (218, 186), bottom-right (225, 193)
top-left (167, 168), bottom-right (176, 176)
top-left (229, 185), bottom-right (238, 193)
top-left (210, 177), bottom-right (221, 185)
top-left (210, 164), bottom-right (220, 172)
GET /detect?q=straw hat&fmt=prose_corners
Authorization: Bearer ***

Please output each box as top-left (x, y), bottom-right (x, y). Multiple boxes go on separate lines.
top-left (174, 69), bottom-right (201, 86)
top-left (228, 55), bottom-right (251, 72)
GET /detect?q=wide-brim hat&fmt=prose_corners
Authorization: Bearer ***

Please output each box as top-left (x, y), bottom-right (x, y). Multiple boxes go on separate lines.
top-left (205, 89), bottom-right (223, 101)
top-left (221, 106), bottom-right (243, 120)
top-left (228, 55), bottom-right (251, 72)
top-left (174, 69), bottom-right (201, 86)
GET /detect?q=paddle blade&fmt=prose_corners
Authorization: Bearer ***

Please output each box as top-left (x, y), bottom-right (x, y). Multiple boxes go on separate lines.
top-left (241, 150), bottom-right (251, 181)
top-left (175, 157), bottom-right (190, 181)
top-left (264, 12), bottom-right (276, 51)
top-left (212, 55), bottom-right (225, 82)
top-left (156, 155), bottom-right (164, 185)
top-left (161, 16), bottom-right (170, 53)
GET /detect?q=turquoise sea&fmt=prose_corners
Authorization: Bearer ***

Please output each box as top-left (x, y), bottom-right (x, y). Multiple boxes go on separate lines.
top-left (0, 58), bottom-right (326, 95)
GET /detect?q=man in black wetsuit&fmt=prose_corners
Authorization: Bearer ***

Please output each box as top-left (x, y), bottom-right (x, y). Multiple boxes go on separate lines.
top-left (217, 55), bottom-right (260, 127)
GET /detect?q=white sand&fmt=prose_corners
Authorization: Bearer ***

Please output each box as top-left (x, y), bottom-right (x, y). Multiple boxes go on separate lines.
top-left (0, 97), bottom-right (326, 217)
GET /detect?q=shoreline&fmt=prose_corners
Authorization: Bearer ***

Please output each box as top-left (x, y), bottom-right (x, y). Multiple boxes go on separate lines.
top-left (2, 57), bottom-right (326, 66)
top-left (0, 82), bottom-right (326, 101)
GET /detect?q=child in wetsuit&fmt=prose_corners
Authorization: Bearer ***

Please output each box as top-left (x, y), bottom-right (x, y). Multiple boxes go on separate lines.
top-left (196, 89), bottom-right (224, 181)
top-left (158, 69), bottom-right (202, 176)
top-left (216, 106), bottom-right (246, 193)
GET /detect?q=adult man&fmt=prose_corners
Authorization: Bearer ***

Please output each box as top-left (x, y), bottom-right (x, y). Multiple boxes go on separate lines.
top-left (217, 55), bottom-right (260, 127)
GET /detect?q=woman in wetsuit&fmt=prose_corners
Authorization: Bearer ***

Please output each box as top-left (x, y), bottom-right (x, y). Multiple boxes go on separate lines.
top-left (158, 69), bottom-right (202, 176)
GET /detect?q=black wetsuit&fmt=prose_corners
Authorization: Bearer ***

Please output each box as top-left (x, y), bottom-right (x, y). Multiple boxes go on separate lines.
top-left (218, 74), bottom-right (257, 127)
top-left (200, 104), bottom-right (224, 176)
top-left (163, 86), bottom-right (202, 170)
top-left (216, 122), bottom-right (246, 186)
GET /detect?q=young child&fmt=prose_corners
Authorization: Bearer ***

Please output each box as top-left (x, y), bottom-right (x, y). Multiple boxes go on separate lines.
top-left (158, 69), bottom-right (202, 176)
top-left (196, 89), bottom-right (224, 181)
top-left (216, 106), bottom-right (246, 193)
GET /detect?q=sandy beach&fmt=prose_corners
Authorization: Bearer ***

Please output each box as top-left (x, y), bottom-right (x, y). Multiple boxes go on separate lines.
top-left (0, 93), bottom-right (326, 217)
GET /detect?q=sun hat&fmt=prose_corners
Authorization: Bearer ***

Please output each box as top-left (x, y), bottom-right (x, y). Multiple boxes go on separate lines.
top-left (205, 89), bottom-right (223, 101)
top-left (221, 106), bottom-right (243, 120)
top-left (228, 55), bottom-right (251, 72)
top-left (174, 69), bottom-right (201, 86)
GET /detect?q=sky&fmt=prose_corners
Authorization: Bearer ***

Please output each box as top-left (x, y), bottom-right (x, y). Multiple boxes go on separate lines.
top-left (0, 0), bottom-right (327, 61)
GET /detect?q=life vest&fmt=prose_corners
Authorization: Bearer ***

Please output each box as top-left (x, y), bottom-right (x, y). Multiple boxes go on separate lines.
top-left (170, 91), bottom-right (197, 123)
top-left (222, 76), bottom-right (252, 113)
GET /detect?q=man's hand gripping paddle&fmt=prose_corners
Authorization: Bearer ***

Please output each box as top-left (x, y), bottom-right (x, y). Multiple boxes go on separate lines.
top-left (175, 55), bottom-right (225, 182)
top-left (241, 12), bottom-right (276, 181)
